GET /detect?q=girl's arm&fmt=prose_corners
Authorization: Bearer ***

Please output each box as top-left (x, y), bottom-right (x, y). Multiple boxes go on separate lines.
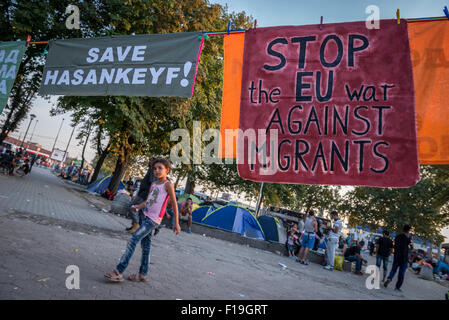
top-left (131, 181), bottom-right (154, 211)
top-left (131, 201), bottom-right (146, 211)
top-left (165, 181), bottom-right (180, 235)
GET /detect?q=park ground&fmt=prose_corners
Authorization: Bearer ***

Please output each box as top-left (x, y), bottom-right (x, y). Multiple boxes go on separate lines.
top-left (0, 167), bottom-right (447, 300)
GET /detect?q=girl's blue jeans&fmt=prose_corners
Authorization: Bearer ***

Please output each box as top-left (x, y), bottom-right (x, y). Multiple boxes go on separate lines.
top-left (116, 215), bottom-right (158, 275)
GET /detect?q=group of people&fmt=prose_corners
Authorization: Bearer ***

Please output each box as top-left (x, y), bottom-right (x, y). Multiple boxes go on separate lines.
top-left (287, 211), bottom-right (418, 292)
top-left (59, 164), bottom-right (92, 185)
top-left (410, 248), bottom-right (449, 280)
top-left (0, 149), bottom-right (33, 177)
top-left (286, 210), bottom-right (341, 268)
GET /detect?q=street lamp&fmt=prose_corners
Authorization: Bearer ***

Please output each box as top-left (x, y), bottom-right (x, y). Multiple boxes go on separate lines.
top-left (51, 117), bottom-right (65, 153)
top-left (20, 114), bottom-right (36, 149)
top-left (29, 119), bottom-right (39, 145)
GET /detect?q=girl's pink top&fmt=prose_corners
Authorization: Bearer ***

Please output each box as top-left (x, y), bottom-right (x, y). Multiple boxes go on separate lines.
top-left (143, 180), bottom-right (169, 225)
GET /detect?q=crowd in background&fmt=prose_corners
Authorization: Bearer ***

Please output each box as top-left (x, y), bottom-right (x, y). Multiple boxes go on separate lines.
top-left (0, 148), bottom-right (41, 177)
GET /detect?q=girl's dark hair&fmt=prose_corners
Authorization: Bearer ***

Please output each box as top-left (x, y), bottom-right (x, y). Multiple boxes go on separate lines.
top-left (152, 158), bottom-right (172, 173)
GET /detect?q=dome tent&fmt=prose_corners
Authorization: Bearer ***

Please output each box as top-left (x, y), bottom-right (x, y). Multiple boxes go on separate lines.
top-left (200, 205), bottom-right (265, 241)
top-left (87, 176), bottom-right (126, 195)
top-left (257, 215), bottom-right (287, 244)
top-left (192, 205), bottom-right (214, 223)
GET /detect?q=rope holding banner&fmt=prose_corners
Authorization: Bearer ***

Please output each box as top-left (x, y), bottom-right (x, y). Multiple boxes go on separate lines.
top-left (444, 6), bottom-right (449, 19)
top-left (227, 20), bottom-right (231, 35)
top-left (198, 34), bottom-right (209, 40)
top-left (40, 43), bottom-right (49, 56)
top-left (397, 9), bottom-right (401, 24)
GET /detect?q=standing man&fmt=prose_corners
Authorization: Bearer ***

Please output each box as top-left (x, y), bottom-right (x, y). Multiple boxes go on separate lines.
top-left (126, 158), bottom-right (157, 233)
top-left (376, 230), bottom-right (393, 282)
top-left (297, 214), bottom-right (305, 234)
top-left (297, 210), bottom-right (317, 265)
top-left (29, 154), bottom-right (37, 173)
top-left (324, 211), bottom-right (343, 271)
top-left (384, 224), bottom-right (414, 292)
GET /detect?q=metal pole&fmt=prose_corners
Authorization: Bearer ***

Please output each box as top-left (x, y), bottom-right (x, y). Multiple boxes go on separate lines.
top-left (20, 114), bottom-right (36, 149)
top-left (51, 118), bottom-right (64, 153)
top-left (255, 182), bottom-right (264, 217)
top-left (63, 125), bottom-right (76, 164)
top-left (29, 119), bottom-right (39, 144)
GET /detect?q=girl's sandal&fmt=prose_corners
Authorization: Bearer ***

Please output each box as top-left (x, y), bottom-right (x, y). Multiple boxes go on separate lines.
top-left (127, 274), bottom-right (148, 282)
top-left (104, 270), bottom-right (124, 282)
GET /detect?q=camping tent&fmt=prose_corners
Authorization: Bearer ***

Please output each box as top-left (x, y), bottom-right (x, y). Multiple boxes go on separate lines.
top-left (87, 176), bottom-right (126, 194)
top-left (192, 206), bottom-right (214, 223)
top-left (200, 205), bottom-right (265, 240)
top-left (257, 215), bottom-right (287, 244)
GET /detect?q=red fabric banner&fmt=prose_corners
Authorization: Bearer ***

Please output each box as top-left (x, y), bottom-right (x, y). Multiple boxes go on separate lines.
top-left (237, 20), bottom-right (420, 187)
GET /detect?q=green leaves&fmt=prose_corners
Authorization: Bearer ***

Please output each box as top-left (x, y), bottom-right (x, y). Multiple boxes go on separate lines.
top-left (340, 165), bottom-right (449, 245)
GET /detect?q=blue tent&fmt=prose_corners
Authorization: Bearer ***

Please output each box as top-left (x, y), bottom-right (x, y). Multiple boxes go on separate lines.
top-left (257, 215), bottom-right (287, 243)
top-left (200, 205), bottom-right (265, 240)
top-left (192, 206), bottom-right (214, 223)
top-left (87, 176), bottom-right (126, 194)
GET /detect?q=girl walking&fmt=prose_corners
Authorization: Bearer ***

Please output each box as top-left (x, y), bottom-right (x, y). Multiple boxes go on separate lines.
top-left (105, 158), bottom-right (181, 282)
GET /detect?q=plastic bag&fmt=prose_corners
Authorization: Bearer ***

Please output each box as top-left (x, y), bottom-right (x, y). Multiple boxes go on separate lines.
top-left (334, 255), bottom-right (344, 271)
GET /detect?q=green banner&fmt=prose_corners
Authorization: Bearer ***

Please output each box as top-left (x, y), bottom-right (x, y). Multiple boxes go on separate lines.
top-left (0, 41), bottom-right (27, 114)
top-left (39, 32), bottom-right (203, 97)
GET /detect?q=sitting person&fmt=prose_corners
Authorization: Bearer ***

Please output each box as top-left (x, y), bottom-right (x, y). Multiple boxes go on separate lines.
top-left (344, 240), bottom-right (368, 275)
top-left (179, 198), bottom-right (193, 233)
top-left (411, 255), bottom-right (424, 274)
top-left (434, 260), bottom-right (449, 276)
top-left (15, 159), bottom-right (31, 177)
top-left (200, 196), bottom-right (214, 207)
top-left (164, 197), bottom-right (177, 228)
top-left (101, 188), bottom-right (115, 200)
top-left (9, 154), bottom-right (22, 176)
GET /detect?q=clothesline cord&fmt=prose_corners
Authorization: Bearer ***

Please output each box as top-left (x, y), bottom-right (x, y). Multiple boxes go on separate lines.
top-left (24, 16), bottom-right (449, 45)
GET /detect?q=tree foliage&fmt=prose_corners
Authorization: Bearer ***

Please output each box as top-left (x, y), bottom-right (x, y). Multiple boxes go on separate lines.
top-left (339, 166), bottom-right (449, 244)
top-left (0, 0), bottom-right (116, 144)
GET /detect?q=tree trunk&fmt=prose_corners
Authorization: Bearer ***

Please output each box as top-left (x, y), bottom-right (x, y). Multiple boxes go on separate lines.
top-left (90, 144), bottom-right (110, 184)
top-left (79, 125), bottom-right (92, 175)
top-left (108, 147), bottom-right (130, 194)
top-left (184, 173), bottom-right (195, 195)
top-left (174, 172), bottom-right (184, 190)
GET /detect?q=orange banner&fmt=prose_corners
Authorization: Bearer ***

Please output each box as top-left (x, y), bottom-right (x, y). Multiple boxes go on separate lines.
top-left (219, 33), bottom-right (244, 158)
top-left (220, 21), bottom-right (449, 163)
top-left (409, 20), bottom-right (449, 164)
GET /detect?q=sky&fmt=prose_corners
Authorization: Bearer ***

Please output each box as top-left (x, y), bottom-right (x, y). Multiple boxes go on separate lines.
top-left (8, 0), bottom-right (449, 242)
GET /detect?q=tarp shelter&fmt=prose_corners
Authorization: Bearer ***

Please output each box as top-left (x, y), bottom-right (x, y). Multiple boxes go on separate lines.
top-left (200, 205), bottom-right (265, 241)
top-left (178, 193), bottom-right (201, 204)
top-left (257, 215), bottom-right (287, 244)
top-left (87, 176), bottom-right (126, 194)
top-left (192, 206), bottom-right (214, 223)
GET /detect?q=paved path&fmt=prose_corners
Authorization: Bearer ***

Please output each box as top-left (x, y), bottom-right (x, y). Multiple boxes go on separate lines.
top-left (0, 168), bottom-right (447, 300)
top-left (0, 167), bottom-right (127, 231)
